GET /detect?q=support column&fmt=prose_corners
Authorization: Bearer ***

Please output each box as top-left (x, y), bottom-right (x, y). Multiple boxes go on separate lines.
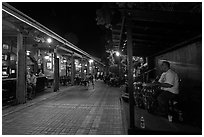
top-left (127, 18), bottom-right (135, 129)
top-left (118, 56), bottom-right (121, 77)
top-left (81, 58), bottom-right (85, 79)
top-left (54, 48), bottom-right (59, 92)
top-left (16, 33), bottom-right (26, 104)
top-left (71, 53), bottom-right (75, 85)
top-left (87, 60), bottom-right (90, 74)
top-left (65, 60), bottom-right (68, 76)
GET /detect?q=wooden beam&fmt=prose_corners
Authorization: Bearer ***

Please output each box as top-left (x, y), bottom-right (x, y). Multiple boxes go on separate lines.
top-left (118, 16), bottom-right (126, 49)
top-left (112, 25), bottom-right (122, 31)
top-left (131, 27), bottom-right (190, 38)
top-left (132, 39), bottom-right (164, 45)
top-left (113, 39), bottom-right (120, 41)
top-left (118, 18), bottom-right (200, 31)
top-left (132, 43), bottom-right (164, 48)
top-left (132, 33), bottom-right (171, 41)
top-left (2, 19), bottom-right (20, 32)
top-left (150, 34), bottom-right (202, 57)
top-left (131, 20), bottom-right (201, 31)
top-left (121, 9), bottom-right (201, 24)
top-left (112, 35), bottom-right (120, 40)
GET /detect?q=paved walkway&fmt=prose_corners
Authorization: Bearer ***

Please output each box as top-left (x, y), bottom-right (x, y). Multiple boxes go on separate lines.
top-left (2, 81), bottom-right (126, 135)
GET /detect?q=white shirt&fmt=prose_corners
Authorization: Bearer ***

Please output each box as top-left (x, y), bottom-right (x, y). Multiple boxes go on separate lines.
top-left (30, 75), bottom-right (37, 85)
top-left (158, 69), bottom-right (179, 94)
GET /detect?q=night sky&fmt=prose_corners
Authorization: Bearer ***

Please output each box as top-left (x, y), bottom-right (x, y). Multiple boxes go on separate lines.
top-left (8, 2), bottom-right (106, 58)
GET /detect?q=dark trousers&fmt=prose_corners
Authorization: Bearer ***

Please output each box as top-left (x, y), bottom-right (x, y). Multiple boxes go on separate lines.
top-left (27, 85), bottom-right (32, 99)
top-left (31, 84), bottom-right (36, 97)
top-left (157, 90), bottom-right (175, 114)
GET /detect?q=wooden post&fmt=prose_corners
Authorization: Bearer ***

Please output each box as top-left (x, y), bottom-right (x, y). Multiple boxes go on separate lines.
top-left (127, 18), bottom-right (135, 129)
top-left (87, 60), bottom-right (90, 74)
top-left (81, 58), bottom-right (84, 79)
top-left (16, 33), bottom-right (26, 104)
top-left (54, 49), bottom-right (59, 92)
top-left (118, 57), bottom-right (121, 78)
top-left (65, 61), bottom-right (68, 76)
top-left (71, 53), bottom-right (75, 85)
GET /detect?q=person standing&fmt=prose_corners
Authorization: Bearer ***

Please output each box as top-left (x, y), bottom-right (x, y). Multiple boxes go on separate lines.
top-left (38, 69), bottom-right (44, 77)
top-left (26, 71), bottom-right (32, 100)
top-left (30, 71), bottom-right (37, 98)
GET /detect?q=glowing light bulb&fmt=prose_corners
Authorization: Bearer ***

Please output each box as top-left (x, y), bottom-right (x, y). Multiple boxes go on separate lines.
top-left (116, 51), bottom-right (120, 56)
top-left (47, 38), bottom-right (52, 43)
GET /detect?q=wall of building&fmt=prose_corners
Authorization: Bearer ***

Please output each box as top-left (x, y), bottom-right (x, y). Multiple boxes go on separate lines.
top-left (155, 41), bottom-right (202, 97)
top-left (154, 40), bottom-right (202, 126)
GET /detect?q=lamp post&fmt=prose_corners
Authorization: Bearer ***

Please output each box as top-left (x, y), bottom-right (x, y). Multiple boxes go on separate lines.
top-left (115, 51), bottom-right (121, 77)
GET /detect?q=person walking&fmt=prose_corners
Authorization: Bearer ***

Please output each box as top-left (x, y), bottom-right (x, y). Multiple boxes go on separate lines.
top-left (89, 73), bottom-right (94, 89)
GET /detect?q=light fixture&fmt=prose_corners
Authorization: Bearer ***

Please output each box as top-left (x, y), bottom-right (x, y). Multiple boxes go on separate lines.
top-left (115, 51), bottom-right (120, 57)
top-left (44, 56), bottom-right (50, 60)
top-left (47, 38), bottom-right (52, 43)
top-left (26, 50), bottom-right (30, 56)
top-left (89, 59), bottom-right (93, 63)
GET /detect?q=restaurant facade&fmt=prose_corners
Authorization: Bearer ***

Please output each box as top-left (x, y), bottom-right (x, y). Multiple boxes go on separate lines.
top-left (2, 3), bottom-right (105, 105)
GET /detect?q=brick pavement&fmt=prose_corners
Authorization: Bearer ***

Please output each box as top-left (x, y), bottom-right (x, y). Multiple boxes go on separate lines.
top-left (2, 81), bottom-right (126, 135)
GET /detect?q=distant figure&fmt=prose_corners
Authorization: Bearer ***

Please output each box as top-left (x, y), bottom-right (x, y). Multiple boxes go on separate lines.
top-left (30, 71), bottom-right (37, 98)
top-left (89, 73), bottom-right (94, 89)
top-left (38, 69), bottom-right (44, 77)
top-left (26, 71), bottom-right (32, 100)
top-left (84, 74), bottom-right (89, 86)
top-left (95, 73), bottom-right (97, 81)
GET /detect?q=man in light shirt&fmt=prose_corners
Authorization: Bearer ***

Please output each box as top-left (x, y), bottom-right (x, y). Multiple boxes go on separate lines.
top-left (30, 71), bottom-right (37, 98)
top-left (154, 61), bottom-right (179, 116)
